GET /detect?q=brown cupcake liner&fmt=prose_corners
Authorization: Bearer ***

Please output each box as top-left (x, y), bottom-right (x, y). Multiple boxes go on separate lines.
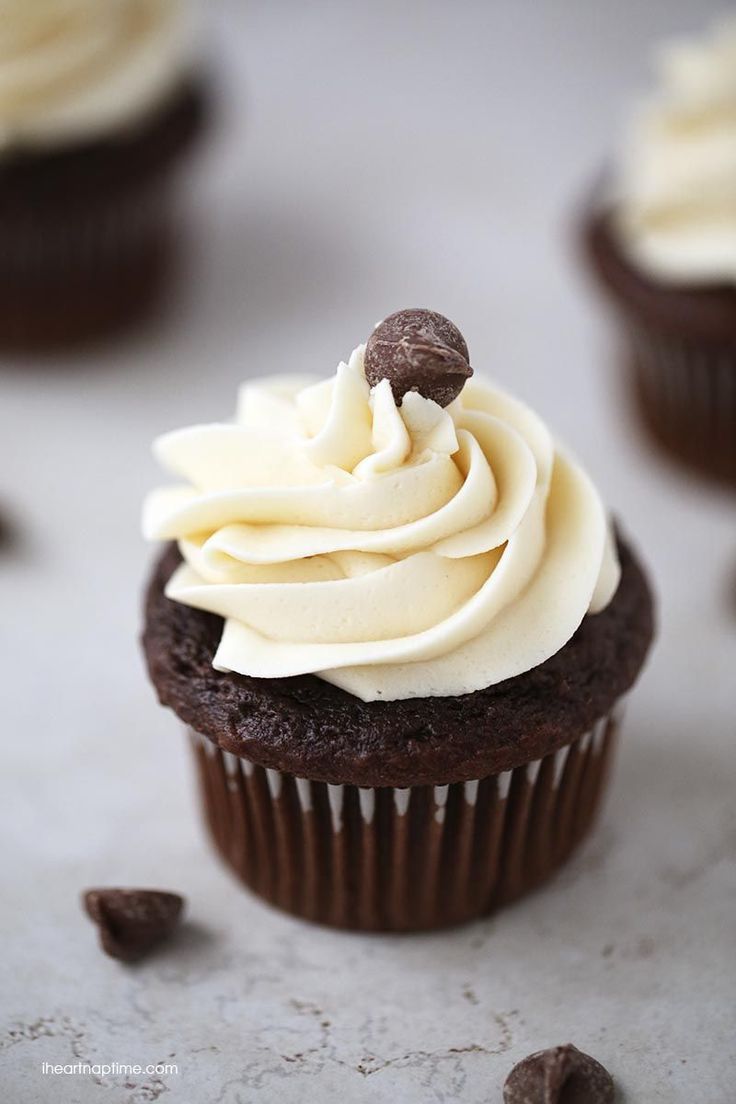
top-left (0, 186), bottom-right (178, 348)
top-left (626, 322), bottom-right (736, 487)
top-left (0, 189), bottom-right (170, 274)
top-left (188, 704), bottom-right (624, 931)
top-left (0, 80), bottom-right (207, 349)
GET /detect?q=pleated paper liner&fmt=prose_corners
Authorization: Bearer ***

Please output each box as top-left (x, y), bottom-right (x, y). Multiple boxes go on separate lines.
top-left (0, 81), bottom-right (207, 350)
top-left (627, 322), bottom-right (736, 488)
top-left (189, 705), bottom-right (623, 932)
top-left (0, 186), bottom-right (177, 349)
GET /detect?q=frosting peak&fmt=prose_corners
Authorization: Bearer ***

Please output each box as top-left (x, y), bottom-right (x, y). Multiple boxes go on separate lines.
top-left (144, 342), bottom-right (620, 702)
top-left (616, 17), bottom-right (736, 284)
top-left (0, 0), bottom-right (198, 151)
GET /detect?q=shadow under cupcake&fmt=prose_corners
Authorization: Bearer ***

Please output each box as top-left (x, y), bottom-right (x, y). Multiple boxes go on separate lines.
top-left (141, 309), bottom-right (654, 931)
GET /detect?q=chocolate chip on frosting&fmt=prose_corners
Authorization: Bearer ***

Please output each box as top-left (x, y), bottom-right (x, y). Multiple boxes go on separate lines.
top-left (503, 1044), bottom-right (615, 1104)
top-left (83, 888), bottom-right (185, 963)
top-left (364, 308), bottom-right (472, 407)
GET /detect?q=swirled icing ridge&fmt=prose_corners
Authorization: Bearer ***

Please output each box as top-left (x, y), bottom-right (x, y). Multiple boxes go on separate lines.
top-left (144, 346), bottom-right (620, 701)
top-left (0, 0), bottom-right (197, 150)
top-left (617, 17), bottom-right (736, 284)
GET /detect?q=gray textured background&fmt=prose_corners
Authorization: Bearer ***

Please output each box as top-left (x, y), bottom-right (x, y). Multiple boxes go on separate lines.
top-left (2, 2), bottom-right (734, 1101)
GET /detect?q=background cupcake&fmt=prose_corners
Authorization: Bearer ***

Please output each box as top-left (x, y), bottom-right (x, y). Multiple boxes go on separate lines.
top-left (142, 309), bottom-right (654, 931)
top-left (0, 0), bottom-right (207, 350)
top-left (583, 17), bottom-right (736, 488)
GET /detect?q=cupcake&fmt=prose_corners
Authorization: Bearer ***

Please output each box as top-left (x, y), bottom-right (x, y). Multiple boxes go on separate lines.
top-left (0, 0), bottom-right (207, 350)
top-left (583, 18), bottom-right (736, 487)
top-left (142, 309), bottom-right (654, 931)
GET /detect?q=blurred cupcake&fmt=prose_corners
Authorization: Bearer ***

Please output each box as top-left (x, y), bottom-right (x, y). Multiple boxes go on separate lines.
top-left (583, 18), bottom-right (736, 487)
top-left (0, 0), bottom-right (207, 350)
top-left (142, 309), bottom-right (654, 931)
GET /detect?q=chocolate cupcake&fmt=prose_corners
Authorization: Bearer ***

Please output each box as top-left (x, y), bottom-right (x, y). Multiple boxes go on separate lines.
top-left (142, 309), bottom-right (654, 931)
top-left (0, 0), bottom-right (207, 350)
top-left (582, 18), bottom-right (736, 488)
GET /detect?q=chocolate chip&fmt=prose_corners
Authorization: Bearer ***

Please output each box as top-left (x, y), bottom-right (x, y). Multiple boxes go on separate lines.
top-left (503, 1044), bottom-right (615, 1104)
top-left (83, 889), bottom-right (185, 963)
top-left (364, 308), bottom-right (472, 407)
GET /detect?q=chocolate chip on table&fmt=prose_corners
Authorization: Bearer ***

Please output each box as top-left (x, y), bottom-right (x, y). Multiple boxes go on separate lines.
top-left (364, 308), bottom-right (472, 407)
top-left (503, 1044), bottom-right (615, 1104)
top-left (83, 889), bottom-right (185, 963)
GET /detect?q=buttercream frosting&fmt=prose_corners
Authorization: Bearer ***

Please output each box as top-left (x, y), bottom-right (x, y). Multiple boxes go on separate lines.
top-left (0, 0), bottom-right (197, 151)
top-left (144, 344), bottom-right (620, 702)
top-left (616, 17), bottom-right (736, 284)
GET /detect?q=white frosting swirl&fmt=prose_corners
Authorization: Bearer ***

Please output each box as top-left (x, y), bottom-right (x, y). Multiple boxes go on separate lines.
top-left (616, 17), bottom-right (736, 284)
top-left (143, 347), bottom-right (621, 702)
top-left (0, 0), bottom-right (197, 151)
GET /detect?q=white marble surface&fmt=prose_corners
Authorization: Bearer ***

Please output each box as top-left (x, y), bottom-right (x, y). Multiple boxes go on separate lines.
top-left (2, 2), bottom-right (735, 1101)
